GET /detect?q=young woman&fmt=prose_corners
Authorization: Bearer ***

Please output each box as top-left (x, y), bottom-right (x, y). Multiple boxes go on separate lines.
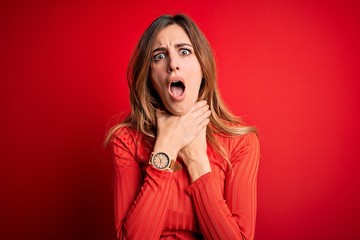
top-left (106, 14), bottom-right (260, 240)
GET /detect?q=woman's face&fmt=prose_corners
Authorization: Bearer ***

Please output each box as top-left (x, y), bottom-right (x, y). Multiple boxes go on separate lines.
top-left (150, 24), bottom-right (203, 115)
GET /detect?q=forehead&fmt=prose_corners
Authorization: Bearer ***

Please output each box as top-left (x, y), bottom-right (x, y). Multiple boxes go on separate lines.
top-left (152, 24), bottom-right (191, 48)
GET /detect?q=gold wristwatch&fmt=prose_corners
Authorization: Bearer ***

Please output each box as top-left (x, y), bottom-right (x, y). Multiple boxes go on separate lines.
top-left (149, 152), bottom-right (182, 171)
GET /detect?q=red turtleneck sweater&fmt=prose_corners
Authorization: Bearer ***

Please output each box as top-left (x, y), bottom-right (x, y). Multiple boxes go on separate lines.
top-left (112, 127), bottom-right (260, 240)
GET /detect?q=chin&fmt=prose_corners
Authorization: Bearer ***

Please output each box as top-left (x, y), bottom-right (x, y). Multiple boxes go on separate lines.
top-left (167, 105), bottom-right (191, 116)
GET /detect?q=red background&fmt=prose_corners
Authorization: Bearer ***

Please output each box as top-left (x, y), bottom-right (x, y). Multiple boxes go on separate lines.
top-left (1, 0), bottom-right (360, 239)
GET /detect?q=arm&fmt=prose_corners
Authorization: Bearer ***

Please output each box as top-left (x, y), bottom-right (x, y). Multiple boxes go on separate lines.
top-left (113, 128), bottom-right (174, 240)
top-left (185, 132), bottom-right (260, 240)
top-left (113, 101), bottom-right (211, 239)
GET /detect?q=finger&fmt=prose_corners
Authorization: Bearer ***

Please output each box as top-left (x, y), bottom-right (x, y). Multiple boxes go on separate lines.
top-left (190, 104), bottom-right (210, 120)
top-left (197, 110), bottom-right (211, 129)
top-left (198, 118), bottom-right (210, 132)
top-left (191, 110), bottom-right (210, 134)
top-left (194, 104), bottom-right (211, 120)
top-left (190, 100), bottom-right (207, 113)
top-left (192, 105), bottom-right (211, 121)
top-left (198, 110), bottom-right (211, 126)
top-left (198, 123), bottom-right (208, 138)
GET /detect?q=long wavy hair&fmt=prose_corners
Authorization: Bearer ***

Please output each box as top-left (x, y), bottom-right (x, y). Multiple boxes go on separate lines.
top-left (105, 14), bottom-right (256, 161)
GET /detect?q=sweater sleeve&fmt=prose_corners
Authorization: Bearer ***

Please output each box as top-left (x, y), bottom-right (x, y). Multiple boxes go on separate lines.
top-left (112, 128), bottom-right (174, 240)
top-left (185, 132), bottom-right (260, 240)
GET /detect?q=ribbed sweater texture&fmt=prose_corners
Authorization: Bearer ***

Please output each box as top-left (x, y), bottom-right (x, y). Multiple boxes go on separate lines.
top-left (112, 127), bottom-right (260, 240)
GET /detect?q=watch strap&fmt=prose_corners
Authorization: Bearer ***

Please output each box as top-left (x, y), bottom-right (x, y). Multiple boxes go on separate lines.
top-left (169, 160), bottom-right (182, 172)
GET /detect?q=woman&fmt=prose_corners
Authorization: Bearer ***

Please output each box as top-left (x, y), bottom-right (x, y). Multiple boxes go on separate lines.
top-left (106, 14), bottom-right (260, 240)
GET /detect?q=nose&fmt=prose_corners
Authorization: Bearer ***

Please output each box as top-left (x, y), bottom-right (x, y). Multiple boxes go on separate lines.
top-left (169, 65), bottom-right (179, 73)
top-left (167, 54), bottom-right (180, 73)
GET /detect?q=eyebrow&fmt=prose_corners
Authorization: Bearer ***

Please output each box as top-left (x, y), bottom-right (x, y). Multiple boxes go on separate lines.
top-left (152, 43), bottom-right (193, 53)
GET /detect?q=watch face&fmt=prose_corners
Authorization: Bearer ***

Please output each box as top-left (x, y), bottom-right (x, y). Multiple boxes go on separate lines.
top-left (152, 152), bottom-right (170, 170)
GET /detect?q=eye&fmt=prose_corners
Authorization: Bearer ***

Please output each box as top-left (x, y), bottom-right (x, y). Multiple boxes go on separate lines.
top-left (179, 48), bottom-right (191, 56)
top-left (153, 53), bottom-right (166, 61)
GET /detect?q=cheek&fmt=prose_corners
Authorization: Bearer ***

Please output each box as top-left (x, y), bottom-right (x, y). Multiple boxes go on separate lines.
top-left (150, 68), bottom-right (160, 89)
top-left (150, 75), bottom-right (167, 101)
top-left (189, 66), bottom-right (203, 89)
top-left (187, 78), bottom-right (202, 100)
top-left (187, 59), bottom-right (202, 79)
top-left (151, 65), bottom-right (165, 83)
top-left (151, 79), bottom-right (161, 95)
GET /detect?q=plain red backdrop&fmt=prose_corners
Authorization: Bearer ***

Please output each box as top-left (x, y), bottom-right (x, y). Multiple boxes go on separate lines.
top-left (1, 0), bottom-right (360, 239)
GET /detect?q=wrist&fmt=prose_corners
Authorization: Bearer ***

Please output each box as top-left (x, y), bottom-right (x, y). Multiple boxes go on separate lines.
top-left (149, 152), bottom-right (182, 172)
top-left (187, 158), bottom-right (211, 182)
top-left (153, 139), bottom-right (180, 159)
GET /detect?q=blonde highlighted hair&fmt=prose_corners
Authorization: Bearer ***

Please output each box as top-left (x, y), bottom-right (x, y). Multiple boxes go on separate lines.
top-left (105, 14), bottom-right (256, 161)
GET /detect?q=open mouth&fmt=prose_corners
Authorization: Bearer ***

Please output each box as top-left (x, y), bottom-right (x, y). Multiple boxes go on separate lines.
top-left (170, 80), bottom-right (185, 97)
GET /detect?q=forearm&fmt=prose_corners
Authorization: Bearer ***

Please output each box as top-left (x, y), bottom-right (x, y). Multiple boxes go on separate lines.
top-left (116, 166), bottom-right (174, 240)
top-left (153, 137), bottom-right (180, 162)
top-left (186, 172), bottom-right (245, 240)
top-left (186, 155), bottom-right (211, 182)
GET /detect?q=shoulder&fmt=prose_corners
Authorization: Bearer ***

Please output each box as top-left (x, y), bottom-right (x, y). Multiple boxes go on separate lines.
top-left (112, 126), bottom-right (153, 162)
top-left (113, 126), bottom-right (139, 143)
top-left (224, 131), bottom-right (259, 152)
top-left (213, 127), bottom-right (259, 165)
top-left (230, 131), bottom-right (260, 165)
top-left (236, 131), bottom-right (259, 147)
top-left (212, 122), bottom-right (259, 150)
top-left (112, 126), bottom-right (143, 153)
